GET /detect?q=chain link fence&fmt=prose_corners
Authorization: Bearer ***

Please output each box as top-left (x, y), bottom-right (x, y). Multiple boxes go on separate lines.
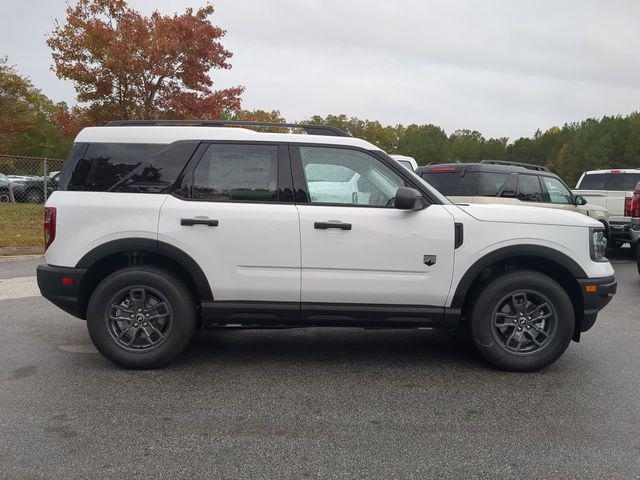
top-left (0, 154), bottom-right (66, 204)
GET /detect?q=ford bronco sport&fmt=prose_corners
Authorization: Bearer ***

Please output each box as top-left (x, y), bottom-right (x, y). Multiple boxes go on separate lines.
top-left (37, 121), bottom-right (617, 371)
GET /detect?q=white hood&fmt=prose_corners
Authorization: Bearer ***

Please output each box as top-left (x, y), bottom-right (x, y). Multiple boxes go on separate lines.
top-left (454, 203), bottom-right (601, 228)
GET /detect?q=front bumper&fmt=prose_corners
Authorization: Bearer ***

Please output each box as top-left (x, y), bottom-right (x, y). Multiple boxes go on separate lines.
top-left (37, 264), bottom-right (87, 319)
top-left (577, 275), bottom-right (617, 333)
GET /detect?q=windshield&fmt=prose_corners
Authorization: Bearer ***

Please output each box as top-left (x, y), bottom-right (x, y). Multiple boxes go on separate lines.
top-left (0, 173), bottom-right (7, 182)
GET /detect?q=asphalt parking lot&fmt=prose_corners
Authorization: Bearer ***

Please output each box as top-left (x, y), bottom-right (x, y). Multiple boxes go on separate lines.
top-left (0, 253), bottom-right (639, 479)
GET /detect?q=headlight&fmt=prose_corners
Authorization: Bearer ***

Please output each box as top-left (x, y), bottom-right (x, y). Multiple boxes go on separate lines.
top-left (590, 228), bottom-right (608, 262)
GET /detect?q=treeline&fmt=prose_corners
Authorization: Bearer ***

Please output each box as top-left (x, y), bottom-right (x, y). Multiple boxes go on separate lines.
top-left (2, 57), bottom-right (639, 186)
top-left (307, 113), bottom-right (640, 186)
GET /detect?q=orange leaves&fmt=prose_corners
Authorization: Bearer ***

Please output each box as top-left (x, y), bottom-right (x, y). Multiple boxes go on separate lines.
top-left (46, 0), bottom-right (243, 125)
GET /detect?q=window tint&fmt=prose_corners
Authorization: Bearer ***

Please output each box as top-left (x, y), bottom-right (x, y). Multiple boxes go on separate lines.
top-left (422, 172), bottom-right (475, 196)
top-left (65, 142), bottom-right (195, 192)
top-left (605, 173), bottom-right (640, 191)
top-left (300, 146), bottom-right (405, 206)
top-left (476, 172), bottom-right (509, 196)
top-left (192, 144), bottom-right (279, 202)
top-left (576, 173), bottom-right (605, 190)
top-left (541, 176), bottom-right (572, 204)
top-left (517, 175), bottom-right (543, 202)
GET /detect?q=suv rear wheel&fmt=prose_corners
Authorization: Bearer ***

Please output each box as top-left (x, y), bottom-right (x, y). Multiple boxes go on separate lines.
top-left (86, 266), bottom-right (196, 369)
top-left (469, 270), bottom-right (574, 372)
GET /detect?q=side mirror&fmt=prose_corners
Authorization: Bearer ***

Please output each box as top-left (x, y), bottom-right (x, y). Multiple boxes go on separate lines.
top-left (574, 195), bottom-right (587, 206)
top-left (395, 187), bottom-right (427, 210)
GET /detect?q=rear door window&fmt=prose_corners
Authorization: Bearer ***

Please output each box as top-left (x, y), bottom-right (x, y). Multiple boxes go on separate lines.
top-left (192, 144), bottom-right (280, 202)
top-left (517, 174), bottom-right (543, 202)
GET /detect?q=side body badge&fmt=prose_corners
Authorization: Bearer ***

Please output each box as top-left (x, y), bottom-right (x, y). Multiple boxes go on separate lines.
top-left (423, 255), bottom-right (437, 267)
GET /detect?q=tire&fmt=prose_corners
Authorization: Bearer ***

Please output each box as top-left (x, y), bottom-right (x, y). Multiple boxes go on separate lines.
top-left (25, 189), bottom-right (43, 204)
top-left (86, 266), bottom-right (196, 369)
top-left (469, 270), bottom-right (574, 372)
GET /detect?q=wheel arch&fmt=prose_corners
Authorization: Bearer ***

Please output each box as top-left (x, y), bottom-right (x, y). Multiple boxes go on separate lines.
top-left (75, 238), bottom-right (212, 318)
top-left (452, 245), bottom-right (586, 340)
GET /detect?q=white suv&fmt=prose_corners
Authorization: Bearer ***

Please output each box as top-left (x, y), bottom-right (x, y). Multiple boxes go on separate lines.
top-left (37, 120), bottom-right (617, 371)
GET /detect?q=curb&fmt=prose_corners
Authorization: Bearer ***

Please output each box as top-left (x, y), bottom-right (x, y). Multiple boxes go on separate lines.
top-left (0, 246), bottom-right (45, 257)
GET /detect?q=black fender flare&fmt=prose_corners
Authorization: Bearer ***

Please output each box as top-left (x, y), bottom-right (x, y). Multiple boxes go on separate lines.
top-left (76, 238), bottom-right (213, 300)
top-left (450, 244), bottom-right (587, 308)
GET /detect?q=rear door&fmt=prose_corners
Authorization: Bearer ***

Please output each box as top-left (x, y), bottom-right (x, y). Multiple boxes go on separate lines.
top-left (292, 145), bottom-right (455, 313)
top-left (158, 142), bottom-right (301, 303)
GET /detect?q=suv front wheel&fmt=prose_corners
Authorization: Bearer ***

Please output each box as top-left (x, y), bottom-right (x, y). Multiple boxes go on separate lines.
top-left (87, 266), bottom-right (196, 369)
top-left (469, 270), bottom-right (574, 372)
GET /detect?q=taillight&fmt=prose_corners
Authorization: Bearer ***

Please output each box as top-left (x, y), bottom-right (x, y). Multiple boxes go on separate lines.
top-left (44, 207), bottom-right (56, 250)
top-left (632, 186), bottom-right (640, 218)
top-left (624, 196), bottom-right (632, 216)
top-left (429, 167), bottom-right (457, 173)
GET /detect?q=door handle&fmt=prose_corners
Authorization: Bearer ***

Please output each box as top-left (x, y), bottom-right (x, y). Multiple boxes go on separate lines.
top-left (181, 218), bottom-right (219, 227)
top-left (314, 221), bottom-right (352, 230)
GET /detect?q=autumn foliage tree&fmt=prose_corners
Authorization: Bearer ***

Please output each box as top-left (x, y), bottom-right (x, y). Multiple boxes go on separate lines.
top-left (47, 0), bottom-right (243, 133)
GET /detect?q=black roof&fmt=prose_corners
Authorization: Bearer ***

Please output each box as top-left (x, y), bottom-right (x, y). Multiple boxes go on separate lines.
top-left (416, 160), bottom-right (556, 177)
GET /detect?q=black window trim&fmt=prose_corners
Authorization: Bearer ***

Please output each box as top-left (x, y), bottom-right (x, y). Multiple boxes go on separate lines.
top-left (172, 140), bottom-right (295, 205)
top-left (289, 143), bottom-right (438, 208)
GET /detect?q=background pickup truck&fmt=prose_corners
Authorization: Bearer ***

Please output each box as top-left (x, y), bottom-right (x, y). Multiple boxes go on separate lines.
top-left (573, 169), bottom-right (640, 247)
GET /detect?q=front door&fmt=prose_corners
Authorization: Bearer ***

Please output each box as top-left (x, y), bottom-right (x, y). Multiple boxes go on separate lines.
top-left (292, 145), bottom-right (455, 309)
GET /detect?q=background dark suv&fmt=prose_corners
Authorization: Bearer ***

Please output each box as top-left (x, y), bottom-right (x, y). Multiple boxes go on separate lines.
top-left (416, 160), bottom-right (610, 235)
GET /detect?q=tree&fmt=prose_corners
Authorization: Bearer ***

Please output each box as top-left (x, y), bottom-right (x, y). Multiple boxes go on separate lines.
top-left (396, 124), bottom-right (448, 165)
top-left (47, 0), bottom-right (243, 130)
top-left (0, 56), bottom-right (71, 157)
top-left (306, 114), bottom-right (401, 152)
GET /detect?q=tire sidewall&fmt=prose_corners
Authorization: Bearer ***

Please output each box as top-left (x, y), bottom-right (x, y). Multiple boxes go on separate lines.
top-left (87, 266), bottom-right (196, 369)
top-left (470, 270), bottom-right (574, 372)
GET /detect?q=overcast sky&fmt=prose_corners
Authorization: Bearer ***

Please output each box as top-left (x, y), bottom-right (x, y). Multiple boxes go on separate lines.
top-left (1, 0), bottom-right (639, 140)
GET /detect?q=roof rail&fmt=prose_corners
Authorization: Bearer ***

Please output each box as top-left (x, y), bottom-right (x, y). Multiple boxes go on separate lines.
top-left (105, 120), bottom-right (352, 137)
top-left (480, 160), bottom-right (549, 172)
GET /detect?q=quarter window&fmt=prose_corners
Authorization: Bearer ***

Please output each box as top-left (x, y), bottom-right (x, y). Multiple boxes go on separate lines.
top-left (66, 143), bottom-right (167, 192)
top-left (192, 144), bottom-right (279, 202)
top-left (517, 175), bottom-right (543, 202)
top-left (299, 146), bottom-right (405, 207)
